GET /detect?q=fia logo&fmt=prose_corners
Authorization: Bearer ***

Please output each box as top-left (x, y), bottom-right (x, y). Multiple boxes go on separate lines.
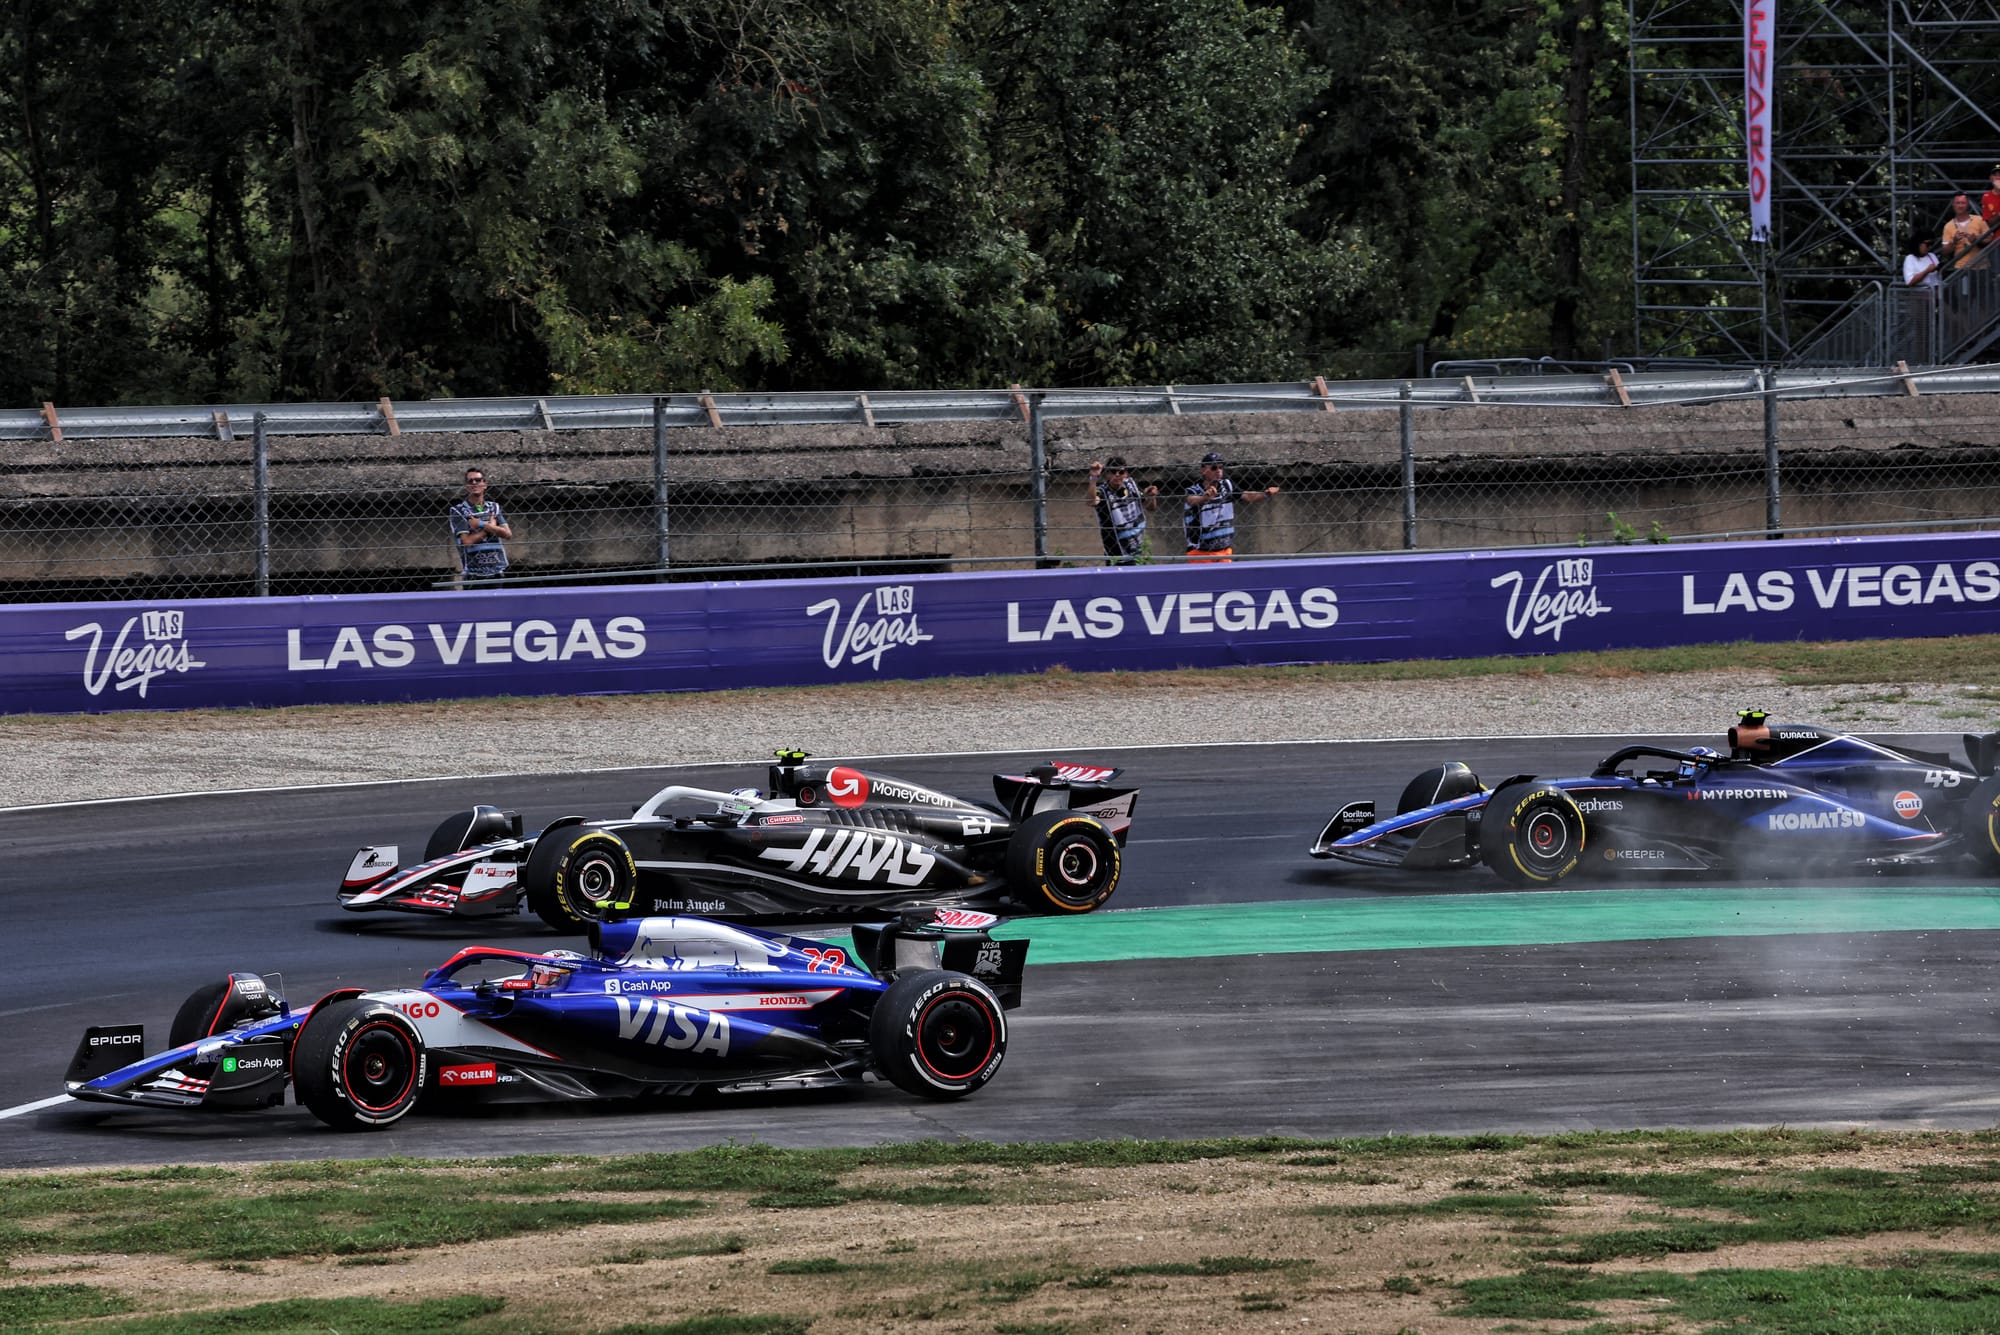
top-left (65, 609), bottom-right (209, 698)
top-left (806, 584), bottom-right (934, 670)
top-left (1490, 559), bottom-right (1611, 643)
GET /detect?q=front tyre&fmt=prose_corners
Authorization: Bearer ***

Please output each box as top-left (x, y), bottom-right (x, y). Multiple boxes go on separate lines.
top-left (1962, 774), bottom-right (2000, 873)
top-left (423, 806), bottom-right (512, 862)
top-left (292, 1000), bottom-right (426, 1131)
top-left (1005, 809), bottom-right (1120, 913)
top-left (523, 828), bottom-right (636, 931)
top-left (869, 970), bottom-right (1007, 1099)
top-left (1480, 783), bottom-right (1586, 887)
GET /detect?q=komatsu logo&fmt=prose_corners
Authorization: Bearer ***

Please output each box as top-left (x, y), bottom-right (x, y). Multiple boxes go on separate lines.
top-left (757, 828), bottom-right (937, 886)
top-left (613, 997), bottom-right (731, 1055)
top-left (1767, 810), bottom-right (1866, 830)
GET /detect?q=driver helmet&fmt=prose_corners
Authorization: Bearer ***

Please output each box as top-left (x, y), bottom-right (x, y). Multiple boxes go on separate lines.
top-left (527, 961), bottom-right (573, 990)
top-left (1678, 745), bottom-right (1720, 780)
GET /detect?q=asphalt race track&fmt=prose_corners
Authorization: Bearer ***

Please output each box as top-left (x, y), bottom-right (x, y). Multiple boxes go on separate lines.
top-left (2, 734), bottom-right (1996, 1168)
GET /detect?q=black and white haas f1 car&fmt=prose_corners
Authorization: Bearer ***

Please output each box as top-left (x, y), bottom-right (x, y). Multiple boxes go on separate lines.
top-left (341, 751), bottom-right (1138, 930)
top-left (67, 910), bottom-right (1030, 1130)
top-left (1311, 710), bottom-right (2000, 885)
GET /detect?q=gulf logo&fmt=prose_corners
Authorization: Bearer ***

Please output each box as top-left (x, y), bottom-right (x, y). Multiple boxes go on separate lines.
top-left (1893, 791), bottom-right (1923, 819)
top-left (826, 766), bottom-right (871, 808)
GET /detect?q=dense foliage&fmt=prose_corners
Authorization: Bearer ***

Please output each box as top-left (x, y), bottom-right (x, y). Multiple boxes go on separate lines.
top-left (0, 0), bottom-right (1630, 403)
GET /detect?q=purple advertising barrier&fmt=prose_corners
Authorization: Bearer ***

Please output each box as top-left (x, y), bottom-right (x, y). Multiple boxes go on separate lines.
top-left (2, 531), bottom-right (1996, 714)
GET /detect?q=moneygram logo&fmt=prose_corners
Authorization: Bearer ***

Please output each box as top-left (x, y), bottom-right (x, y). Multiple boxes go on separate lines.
top-left (1491, 559), bottom-right (1612, 643)
top-left (806, 584), bottom-right (934, 670)
top-left (65, 609), bottom-right (209, 698)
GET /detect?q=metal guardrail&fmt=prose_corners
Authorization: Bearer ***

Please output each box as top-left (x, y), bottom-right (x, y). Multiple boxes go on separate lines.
top-left (13, 363), bottom-right (2000, 443)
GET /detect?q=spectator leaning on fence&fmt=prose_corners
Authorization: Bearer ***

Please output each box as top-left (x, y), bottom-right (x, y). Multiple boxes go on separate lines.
top-left (450, 466), bottom-right (514, 580)
top-left (1182, 450), bottom-right (1278, 564)
top-left (1087, 455), bottom-right (1159, 564)
top-left (1942, 192), bottom-right (1991, 268)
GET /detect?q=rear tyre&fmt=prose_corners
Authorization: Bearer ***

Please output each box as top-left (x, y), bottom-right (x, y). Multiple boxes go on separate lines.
top-left (423, 806), bottom-right (511, 862)
top-left (1480, 783), bottom-right (1586, 887)
top-left (293, 1000), bottom-right (426, 1131)
top-left (1004, 809), bottom-right (1120, 913)
top-left (1962, 774), bottom-right (2000, 873)
top-left (869, 970), bottom-right (1007, 1099)
top-left (524, 827), bottom-right (637, 931)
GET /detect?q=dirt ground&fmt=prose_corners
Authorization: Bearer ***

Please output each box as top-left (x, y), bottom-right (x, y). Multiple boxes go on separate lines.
top-left (7, 1141), bottom-right (1992, 1334)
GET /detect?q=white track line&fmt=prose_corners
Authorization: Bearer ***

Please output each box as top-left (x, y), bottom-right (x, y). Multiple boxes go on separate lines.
top-left (0, 1094), bottom-right (74, 1120)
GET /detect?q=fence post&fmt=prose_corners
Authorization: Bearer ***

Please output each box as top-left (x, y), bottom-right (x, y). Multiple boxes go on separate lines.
top-left (652, 397), bottom-right (671, 577)
top-left (252, 412), bottom-right (270, 598)
top-left (1399, 383), bottom-right (1417, 549)
top-left (1762, 369), bottom-right (1781, 536)
top-left (1029, 393), bottom-right (1049, 564)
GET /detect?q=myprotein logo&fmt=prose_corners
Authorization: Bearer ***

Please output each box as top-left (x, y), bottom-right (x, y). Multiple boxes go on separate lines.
top-left (807, 585), bottom-right (933, 671)
top-left (65, 610), bottom-right (208, 699)
top-left (1492, 559), bottom-right (1611, 643)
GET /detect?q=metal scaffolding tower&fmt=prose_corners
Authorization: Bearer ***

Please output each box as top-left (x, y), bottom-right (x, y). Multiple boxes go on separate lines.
top-left (1631, 0), bottom-right (2000, 364)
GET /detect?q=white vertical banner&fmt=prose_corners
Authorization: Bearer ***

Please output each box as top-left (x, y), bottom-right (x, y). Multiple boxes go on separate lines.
top-left (1746, 0), bottom-right (1774, 242)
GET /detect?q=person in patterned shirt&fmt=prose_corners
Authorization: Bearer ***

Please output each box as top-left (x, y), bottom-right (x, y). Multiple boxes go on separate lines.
top-left (449, 466), bottom-right (514, 580)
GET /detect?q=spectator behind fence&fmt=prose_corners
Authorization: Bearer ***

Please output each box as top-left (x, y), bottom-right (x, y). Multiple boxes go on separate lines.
top-left (1087, 455), bottom-right (1159, 564)
top-left (1183, 450), bottom-right (1278, 564)
top-left (1982, 166), bottom-right (2000, 228)
top-left (1942, 192), bottom-right (1991, 268)
top-left (450, 466), bottom-right (513, 581)
top-left (1904, 233), bottom-right (1943, 287)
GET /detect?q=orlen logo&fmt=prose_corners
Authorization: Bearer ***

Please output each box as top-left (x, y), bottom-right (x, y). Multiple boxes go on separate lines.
top-left (806, 584), bottom-right (934, 671)
top-left (1893, 791), bottom-right (1923, 818)
top-left (1490, 558), bottom-right (1611, 643)
top-left (439, 1062), bottom-right (498, 1086)
top-left (825, 767), bottom-right (871, 808)
top-left (65, 609), bottom-right (209, 699)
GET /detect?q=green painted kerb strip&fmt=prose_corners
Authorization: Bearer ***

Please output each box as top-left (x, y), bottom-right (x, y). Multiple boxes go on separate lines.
top-left (991, 885), bottom-right (2000, 964)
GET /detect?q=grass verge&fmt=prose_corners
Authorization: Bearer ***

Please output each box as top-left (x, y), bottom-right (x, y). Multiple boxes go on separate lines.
top-left (7, 1130), bottom-right (2000, 1333)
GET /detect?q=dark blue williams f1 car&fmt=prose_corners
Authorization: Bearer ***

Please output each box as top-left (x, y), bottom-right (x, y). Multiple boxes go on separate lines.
top-left (65, 911), bottom-right (1026, 1130)
top-left (339, 750), bottom-right (1137, 931)
top-left (1311, 711), bottom-right (2000, 886)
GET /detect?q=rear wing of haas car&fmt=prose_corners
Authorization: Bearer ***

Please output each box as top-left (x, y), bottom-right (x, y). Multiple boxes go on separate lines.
top-left (994, 762), bottom-right (1138, 841)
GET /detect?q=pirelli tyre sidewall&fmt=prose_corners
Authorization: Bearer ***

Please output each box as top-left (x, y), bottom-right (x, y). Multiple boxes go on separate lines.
top-left (293, 999), bottom-right (427, 1131)
top-left (525, 827), bottom-right (637, 931)
top-left (869, 970), bottom-right (1007, 1099)
top-left (1481, 783), bottom-right (1587, 886)
top-left (1005, 808), bottom-right (1120, 913)
top-left (1963, 774), bottom-right (2000, 873)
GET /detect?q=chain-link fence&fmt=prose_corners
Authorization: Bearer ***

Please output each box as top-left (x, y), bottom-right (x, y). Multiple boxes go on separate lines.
top-left (5, 375), bottom-right (2000, 602)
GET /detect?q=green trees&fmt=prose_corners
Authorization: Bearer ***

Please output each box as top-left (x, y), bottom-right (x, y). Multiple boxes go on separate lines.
top-left (0, 0), bottom-right (1641, 403)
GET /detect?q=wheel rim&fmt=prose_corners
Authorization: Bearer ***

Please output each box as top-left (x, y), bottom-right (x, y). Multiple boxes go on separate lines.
top-left (1054, 838), bottom-right (1101, 889)
top-left (572, 849), bottom-right (622, 909)
top-left (915, 994), bottom-right (996, 1082)
top-left (1522, 809), bottom-right (1573, 866)
top-left (341, 1021), bottom-right (417, 1114)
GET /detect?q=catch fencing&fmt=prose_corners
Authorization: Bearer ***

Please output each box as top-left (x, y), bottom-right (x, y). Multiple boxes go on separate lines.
top-left (5, 367), bottom-right (2000, 602)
